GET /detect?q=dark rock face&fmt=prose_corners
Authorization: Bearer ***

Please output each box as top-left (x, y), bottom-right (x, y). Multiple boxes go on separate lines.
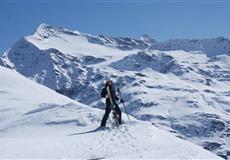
top-left (110, 51), bottom-right (185, 75)
top-left (203, 142), bottom-right (222, 151)
top-left (171, 113), bottom-right (226, 137)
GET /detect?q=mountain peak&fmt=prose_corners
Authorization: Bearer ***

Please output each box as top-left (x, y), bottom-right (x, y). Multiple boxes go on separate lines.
top-left (33, 23), bottom-right (80, 39)
top-left (33, 23), bottom-right (57, 39)
top-left (37, 23), bottom-right (52, 30)
top-left (140, 34), bottom-right (151, 39)
top-left (35, 23), bottom-right (56, 34)
top-left (140, 34), bottom-right (156, 44)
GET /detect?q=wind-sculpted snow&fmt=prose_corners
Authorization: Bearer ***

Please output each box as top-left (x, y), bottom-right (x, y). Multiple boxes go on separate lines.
top-left (24, 103), bottom-right (59, 115)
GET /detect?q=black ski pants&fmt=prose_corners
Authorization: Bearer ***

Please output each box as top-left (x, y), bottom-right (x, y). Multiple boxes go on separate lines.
top-left (101, 100), bottom-right (122, 127)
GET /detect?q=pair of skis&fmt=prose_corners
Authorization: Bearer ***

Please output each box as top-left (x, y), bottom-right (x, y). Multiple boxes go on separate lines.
top-left (106, 87), bottom-right (130, 127)
top-left (106, 86), bottom-right (120, 127)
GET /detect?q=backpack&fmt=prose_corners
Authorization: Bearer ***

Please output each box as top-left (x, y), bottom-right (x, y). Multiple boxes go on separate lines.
top-left (101, 87), bottom-right (107, 98)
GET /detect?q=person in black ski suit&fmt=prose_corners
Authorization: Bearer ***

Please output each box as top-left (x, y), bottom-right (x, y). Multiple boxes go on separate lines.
top-left (100, 80), bottom-right (122, 127)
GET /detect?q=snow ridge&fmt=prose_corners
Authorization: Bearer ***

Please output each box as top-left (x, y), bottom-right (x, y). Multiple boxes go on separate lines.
top-left (0, 66), bottom-right (222, 159)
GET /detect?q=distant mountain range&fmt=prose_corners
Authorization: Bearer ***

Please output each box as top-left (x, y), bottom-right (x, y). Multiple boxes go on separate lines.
top-left (1, 23), bottom-right (230, 159)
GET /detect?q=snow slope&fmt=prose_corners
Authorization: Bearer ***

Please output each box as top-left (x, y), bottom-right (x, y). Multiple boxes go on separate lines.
top-left (0, 66), bottom-right (222, 159)
top-left (1, 23), bottom-right (230, 159)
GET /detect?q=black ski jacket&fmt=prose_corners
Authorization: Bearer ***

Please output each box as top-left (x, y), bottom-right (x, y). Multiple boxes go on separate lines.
top-left (101, 85), bottom-right (119, 104)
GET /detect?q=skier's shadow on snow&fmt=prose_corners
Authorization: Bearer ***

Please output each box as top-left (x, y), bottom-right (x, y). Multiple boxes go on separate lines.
top-left (67, 127), bottom-right (106, 136)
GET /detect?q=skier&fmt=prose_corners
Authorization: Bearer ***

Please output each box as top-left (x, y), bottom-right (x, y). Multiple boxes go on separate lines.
top-left (100, 80), bottom-right (123, 127)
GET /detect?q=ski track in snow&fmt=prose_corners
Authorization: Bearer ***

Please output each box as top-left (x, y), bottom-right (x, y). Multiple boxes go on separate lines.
top-left (98, 123), bottom-right (138, 156)
top-left (67, 122), bottom-right (140, 159)
top-left (24, 103), bottom-right (59, 115)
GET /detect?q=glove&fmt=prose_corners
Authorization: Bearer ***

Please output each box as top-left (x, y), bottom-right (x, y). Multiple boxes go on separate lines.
top-left (120, 99), bottom-right (124, 103)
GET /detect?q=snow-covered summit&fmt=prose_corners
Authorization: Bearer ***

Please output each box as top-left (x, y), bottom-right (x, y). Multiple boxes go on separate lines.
top-left (34, 23), bottom-right (81, 39)
top-left (27, 23), bottom-right (154, 56)
top-left (37, 22), bottom-right (51, 30)
top-left (33, 23), bottom-right (60, 39)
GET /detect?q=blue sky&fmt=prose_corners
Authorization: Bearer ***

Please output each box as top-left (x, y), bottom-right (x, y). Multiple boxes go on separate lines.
top-left (0, 0), bottom-right (230, 54)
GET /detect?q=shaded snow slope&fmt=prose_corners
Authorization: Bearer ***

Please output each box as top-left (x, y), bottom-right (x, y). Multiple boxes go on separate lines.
top-left (0, 66), bottom-right (222, 159)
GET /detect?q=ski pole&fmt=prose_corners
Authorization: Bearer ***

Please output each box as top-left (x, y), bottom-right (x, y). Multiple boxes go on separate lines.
top-left (117, 88), bottom-right (130, 120)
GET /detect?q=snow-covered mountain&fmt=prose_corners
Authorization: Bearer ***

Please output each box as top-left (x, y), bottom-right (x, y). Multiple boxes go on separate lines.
top-left (1, 23), bottom-right (230, 159)
top-left (150, 37), bottom-right (230, 57)
top-left (0, 66), bottom-right (222, 159)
